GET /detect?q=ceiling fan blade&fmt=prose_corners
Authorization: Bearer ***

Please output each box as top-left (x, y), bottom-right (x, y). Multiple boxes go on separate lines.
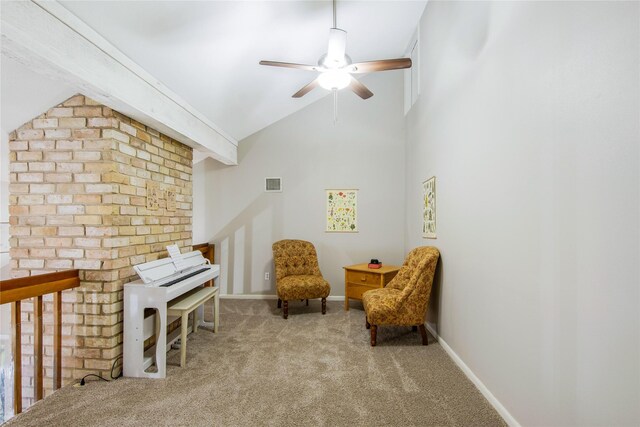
top-left (348, 76), bottom-right (373, 100)
top-left (292, 78), bottom-right (320, 98)
top-left (326, 28), bottom-right (347, 66)
top-left (347, 58), bottom-right (412, 74)
top-left (259, 60), bottom-right (319, 72)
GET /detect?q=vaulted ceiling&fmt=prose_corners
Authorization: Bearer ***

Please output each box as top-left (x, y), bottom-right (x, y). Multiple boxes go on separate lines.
top-left (2, 1), bottom-right (426, 150)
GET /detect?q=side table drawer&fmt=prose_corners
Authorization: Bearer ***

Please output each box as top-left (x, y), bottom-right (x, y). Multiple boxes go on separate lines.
top-left (345, 270), bottom-right (381, 286)
top-left (343, 263), bottom-right (401, 311)
top-left (346, 282), bottom-right (378, 300)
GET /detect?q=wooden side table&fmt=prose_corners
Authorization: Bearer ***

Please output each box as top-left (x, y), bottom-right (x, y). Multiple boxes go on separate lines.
top-left (343, 264), bottom-right (401, 310)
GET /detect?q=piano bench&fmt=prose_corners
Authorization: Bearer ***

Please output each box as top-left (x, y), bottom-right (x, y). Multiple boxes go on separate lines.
top-left (167, 286), bottom-right (219, 368)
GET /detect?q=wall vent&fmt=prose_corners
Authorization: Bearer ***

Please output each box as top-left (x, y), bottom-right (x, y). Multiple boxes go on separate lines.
top-left (265, 177), bottom-right (282, 192)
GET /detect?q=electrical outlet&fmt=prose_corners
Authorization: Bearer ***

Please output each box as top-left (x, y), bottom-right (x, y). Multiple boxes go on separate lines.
top-left (264, 272), bottom-right (270, 281)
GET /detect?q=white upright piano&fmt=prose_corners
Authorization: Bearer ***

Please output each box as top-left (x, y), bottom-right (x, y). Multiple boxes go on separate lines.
top-left (124, 249), bottom-right (220, 378)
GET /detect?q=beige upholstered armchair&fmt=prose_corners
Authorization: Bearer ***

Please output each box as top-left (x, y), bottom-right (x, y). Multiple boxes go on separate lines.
top-left (272, 239), bottom-right (331, 319)
top-left (362, 246), bottom-right (440, 346)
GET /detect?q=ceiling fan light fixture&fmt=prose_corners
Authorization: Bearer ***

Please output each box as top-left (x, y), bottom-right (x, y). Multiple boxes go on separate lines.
top-left (318, 70), bottom-right (351, 91)
top-left (259, 0), bottom-right (411, 100)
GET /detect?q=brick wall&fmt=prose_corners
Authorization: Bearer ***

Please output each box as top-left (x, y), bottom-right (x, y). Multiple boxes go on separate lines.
top-left (8, 94), bottom-right (193, 408)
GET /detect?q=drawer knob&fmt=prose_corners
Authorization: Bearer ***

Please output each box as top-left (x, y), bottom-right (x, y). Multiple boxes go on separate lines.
top-left (361, 276), bottom-right (366, 281)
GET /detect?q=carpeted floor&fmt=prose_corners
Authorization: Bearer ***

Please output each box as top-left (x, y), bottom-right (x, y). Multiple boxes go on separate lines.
top-left (6, 299), bottom-right (505, 426)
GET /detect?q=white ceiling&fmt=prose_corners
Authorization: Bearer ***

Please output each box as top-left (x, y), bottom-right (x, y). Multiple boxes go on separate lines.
top-left (0, 56), bottom-right (76, 135)
top-left (55, 0), bottom-right (427, 141)
top-left (1, 1), bottom-right (425, 143)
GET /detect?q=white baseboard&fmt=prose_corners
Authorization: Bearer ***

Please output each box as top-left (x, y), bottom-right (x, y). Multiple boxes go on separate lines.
top-left (220, 294), bottom-right (277, 300)
top-left (220, 294), bottom-right (345, 301)
top-left (425, 324), bottom-right (520, 427)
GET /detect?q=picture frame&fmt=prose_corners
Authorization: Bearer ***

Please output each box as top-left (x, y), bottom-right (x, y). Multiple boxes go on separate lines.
top-left (146, 181), bottom-right (160, 210)
top-left (326, 189), bottom-right (358, 233)
top-left (422, 177), bottom-right (436, 238)
top-left (166, 188), bottom-right (177, 211)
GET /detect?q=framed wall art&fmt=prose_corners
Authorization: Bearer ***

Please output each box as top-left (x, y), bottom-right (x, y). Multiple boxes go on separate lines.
top-left (326, 189), bottom-right (358, 232)
top-left (423, 177), bottom-right (436, 238)
top-left (146, 181), bottom-right (160, 210)
top-left (166, 188), bottom-right (177, 211)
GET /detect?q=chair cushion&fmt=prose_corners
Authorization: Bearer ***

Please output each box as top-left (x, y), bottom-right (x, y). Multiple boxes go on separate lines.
top-left (362, 288), bottom-right (407, 325)
top-left (277, 275), bottom-right (331, 301)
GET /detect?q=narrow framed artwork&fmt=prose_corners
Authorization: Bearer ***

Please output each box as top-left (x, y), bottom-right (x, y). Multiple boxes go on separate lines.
top-left (326, 189), bottom-right (358, 232)
top-left (423, 177), bottom-right (436, 238)
top-left (166, 188), bottom-right (177, 211)
top-left (147, 181), bottom-right (160, 210)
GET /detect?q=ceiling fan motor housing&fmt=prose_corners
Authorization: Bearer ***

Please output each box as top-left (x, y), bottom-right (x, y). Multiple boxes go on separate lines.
top-left (318, 53), bottom-right (352, 70)
top-left (322, 28), bottom-right (349, 69)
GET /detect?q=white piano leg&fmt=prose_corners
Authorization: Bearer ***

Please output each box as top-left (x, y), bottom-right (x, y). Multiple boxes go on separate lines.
top-left (198, 289), bottom-right (220, 332)
top-left (214, 289), bottom-right (219, 333)
top-left (154, 305), bottom-right (167, 378)
top-left (123, 297), bottom-right (145, 378)
top-left (196, 304), bottom-right (205, 328)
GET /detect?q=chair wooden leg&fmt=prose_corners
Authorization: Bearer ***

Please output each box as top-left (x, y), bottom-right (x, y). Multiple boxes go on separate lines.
top-left (306, 299), bottom-right (309, 306)
top-left (365, 318), bottom-right (370, 329)
top-left (412, 326), bottom-right (417, 332)
top-left (321, 298), bottom-right (326, 315)
top-left (277, 298), bottom-right (282, 309)
top-left (283, 300), bottom-right (288, 319)
top-left (418, 324), bottom-right (428, 345)
top-left (370, 325), bottom-right (377, 347)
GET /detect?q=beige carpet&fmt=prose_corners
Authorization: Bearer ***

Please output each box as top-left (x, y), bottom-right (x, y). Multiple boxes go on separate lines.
top-left (6, 299), bottom-right (505, 426)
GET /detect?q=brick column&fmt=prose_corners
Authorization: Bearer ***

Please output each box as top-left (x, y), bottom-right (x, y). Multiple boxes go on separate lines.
top-left (8, 94), bottom-right (193, 408)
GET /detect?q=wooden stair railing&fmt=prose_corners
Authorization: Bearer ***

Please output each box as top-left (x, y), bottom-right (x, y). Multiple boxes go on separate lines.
top-left (0, 270), bottom-right (80, 415)
top-left (193, 243), bottom-right (215, 287)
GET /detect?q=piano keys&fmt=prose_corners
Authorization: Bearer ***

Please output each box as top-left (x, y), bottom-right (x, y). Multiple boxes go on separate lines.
top-left (124, 249), bottom-right (220, 379)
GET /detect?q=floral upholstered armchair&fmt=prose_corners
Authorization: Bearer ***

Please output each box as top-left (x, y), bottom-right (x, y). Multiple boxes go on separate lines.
top-left (362, 246), bottom-right (440, 346)
top-left (272, 239), bottom-right (331, 319)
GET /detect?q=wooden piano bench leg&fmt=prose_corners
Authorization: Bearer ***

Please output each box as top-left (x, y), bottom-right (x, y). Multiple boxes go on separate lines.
top-left (180, 311), bottom-right (189, 367)
top-left (283, 300), bottom-right (288, 319)
top-left (166, 287), bottom-right (219, 372)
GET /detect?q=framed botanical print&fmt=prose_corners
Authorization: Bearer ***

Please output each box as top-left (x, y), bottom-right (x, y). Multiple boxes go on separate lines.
top-left (423, 177), bottom-right (436, 238)
top-left (147, 181), bottom-right (160, 210)
top-left (326, 189), bottom-right (358, 232)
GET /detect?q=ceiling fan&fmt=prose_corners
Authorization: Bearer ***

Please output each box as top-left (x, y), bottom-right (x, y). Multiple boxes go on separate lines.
top-left (259, 0), bottom-right (412, 100)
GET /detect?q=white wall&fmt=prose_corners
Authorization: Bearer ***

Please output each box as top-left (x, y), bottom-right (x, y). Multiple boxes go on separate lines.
top-left (1, 56), bottom-right (76, 136)
top-left (192, 159), bottom-right (206, 245)
top-left (405, 1), bottom-right (639, 426)
top-left (194, 72), bottom-right (406, 295)
top-left (0, 131), bottom-right (9, 279)
top-left (0, 56), bottom-right (76, 278)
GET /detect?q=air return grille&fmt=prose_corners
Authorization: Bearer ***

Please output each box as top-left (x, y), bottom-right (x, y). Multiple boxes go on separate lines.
top-left (265, 177), bottom-right (282, 192)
